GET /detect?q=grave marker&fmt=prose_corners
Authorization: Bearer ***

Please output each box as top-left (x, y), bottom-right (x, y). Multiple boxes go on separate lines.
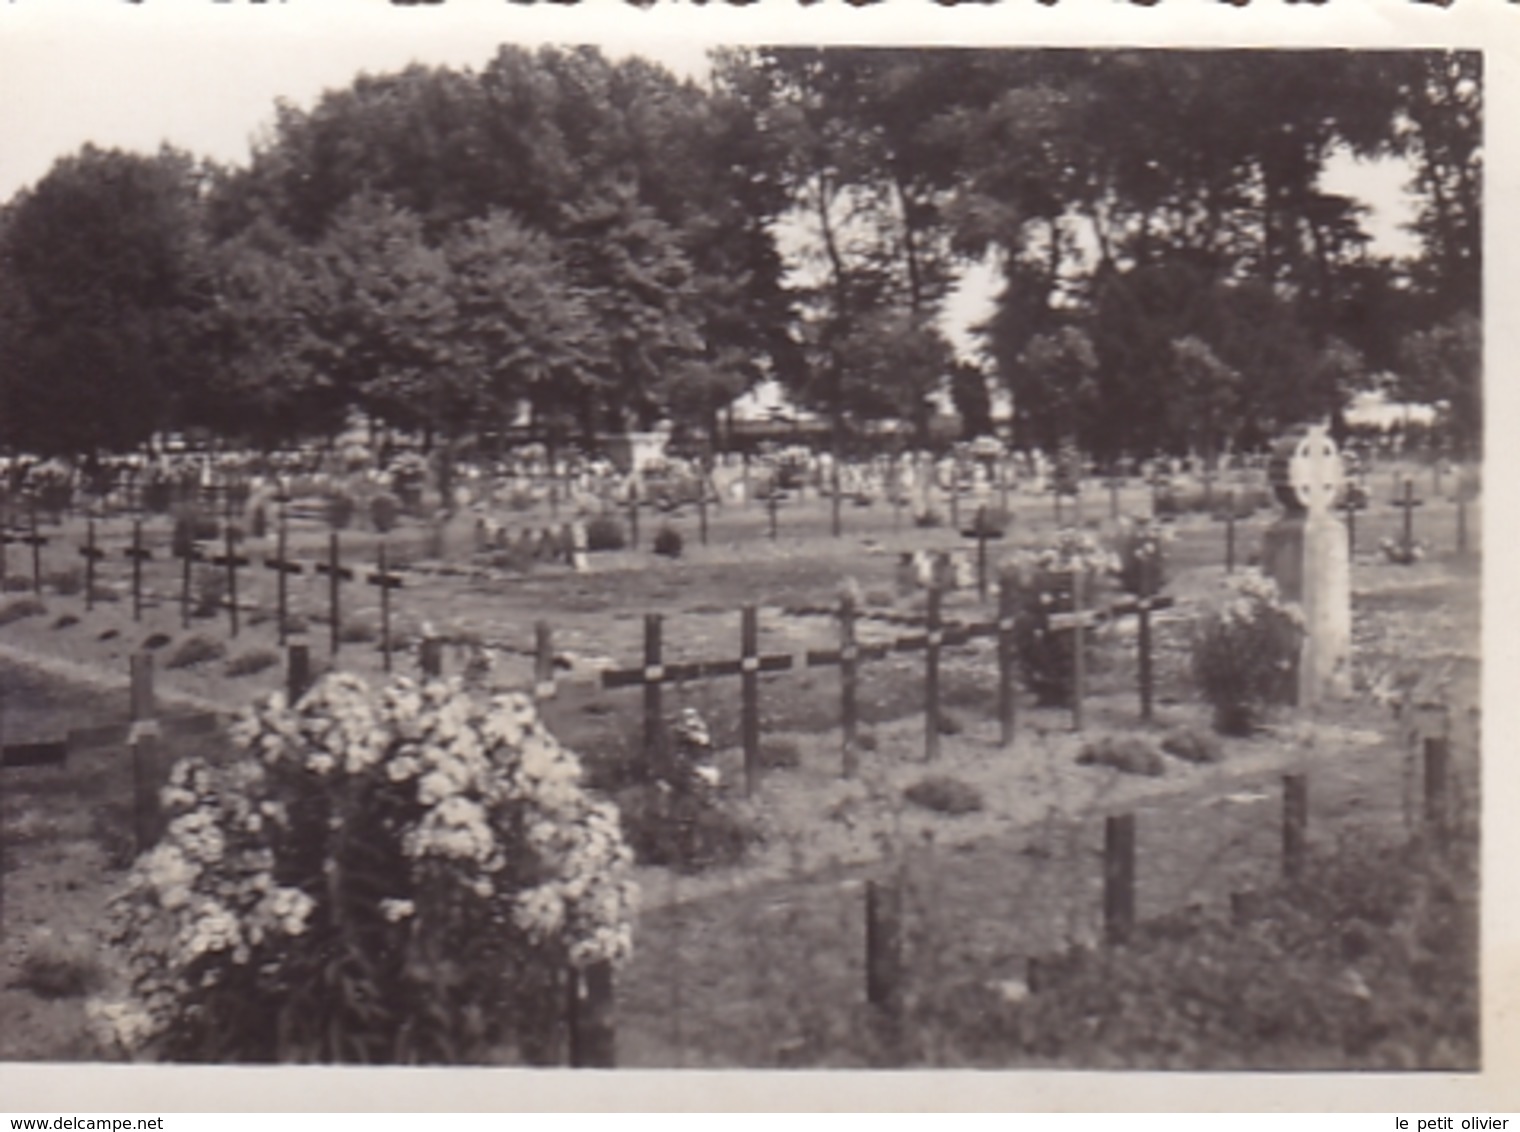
top-left (314, 533), bottom-right (354, 655)
top-left (1263, 424), bottom-right (1352, 707)
top-left (1394, 477), bottom-right (1425, 558)
top-left (1103, 813), bottom-right (1136, 946)
top-left (80, 518), bottom-right (104, 612)
top-left (369, 542), bottom-right (403, 672)
top-left (1047, 569), bottom-right (1101, 731)
top-left (123, 520), bottom-right (150, 620)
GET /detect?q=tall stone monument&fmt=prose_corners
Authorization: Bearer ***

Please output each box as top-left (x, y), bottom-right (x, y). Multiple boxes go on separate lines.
top-left (1262, 423), bottom-right (1352, 708)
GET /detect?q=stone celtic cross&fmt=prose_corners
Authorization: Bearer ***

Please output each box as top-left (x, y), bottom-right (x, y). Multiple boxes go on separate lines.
top-left (1274, 423), bottom-right (1344, 518)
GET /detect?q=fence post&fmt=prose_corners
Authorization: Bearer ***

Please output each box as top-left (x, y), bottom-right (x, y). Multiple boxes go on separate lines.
top-left (180, 540), bottom-right (193, 630)
top-left (997, 572), bottom-right (1017, 749)
top-left (627, 483), bottom-right (640, 551)
top-left (840, 590), bottom-right (859, 778)
top-left (1283, 774), bottom-right (1308, 881)
top-left (1224, 491), bottom-right (1237, 574)
top-left (379, 541), bottom-right (392, 674)
top-left (1424, 736), bottom-right (1449, 850)
top-left (1138, 557), bottom-right (1156, 723)
top-left (767, 488), bottom-right (779, 541)
top-left (925, 583), bottom-right (942, 762)
top-left (1103, 813), bottom-right (1136, 946)
top-left (865, 874), bottom-right (904, 1059)
top-left (276, 507), bottom-right (289, 647)
top-left (643, 613), bottom-right (663, 778)
top-left (566, 961), bottom-right (616, 1068)
top-left (741, 604), bottom-right (760, 796)
top-left (698, 456), bottom-right (710, 548)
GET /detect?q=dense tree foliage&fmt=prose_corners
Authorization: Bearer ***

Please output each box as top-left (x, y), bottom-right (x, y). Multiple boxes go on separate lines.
top-left (0, 48), bottom-right (1481, 459)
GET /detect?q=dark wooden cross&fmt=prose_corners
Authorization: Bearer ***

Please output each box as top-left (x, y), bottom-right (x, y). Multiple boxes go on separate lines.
top-left (626, 481), bottom-right (641, 550)
top-left (79, 518), bottom-right (105, 612)
top-left (1045, 568), bottom-right (1102, 731)
top-left (601, 606), bottom-right (794, 794)
top-left (264, 507), bottom-right (303, 647)
top-left (1336, 485), bottom-right (1367, 557)
top-left (314, 532), bottom-right (354, 654)
top-left (1212, 489), bottom-right (1238, 574)
top-left (367, 541), bottom-right (404, 672)
top-left (210, 516), bottom-right (250, 638)
top-left (1393, 476), bottom-right (1425, 557)
top-left (767, 483), bottom-right (780, 541)
top-left (122, 519), bottom-right (151, 621)
top-left (174, 539), bottom-right (204, 630)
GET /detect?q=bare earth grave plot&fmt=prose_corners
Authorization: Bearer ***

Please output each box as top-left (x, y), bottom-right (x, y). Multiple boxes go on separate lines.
top-left (0, 465), bottom-right (1481, 1067)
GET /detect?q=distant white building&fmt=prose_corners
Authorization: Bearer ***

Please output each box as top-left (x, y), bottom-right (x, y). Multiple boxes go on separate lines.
top-left (1343, 388), bottom-right (1439, 430)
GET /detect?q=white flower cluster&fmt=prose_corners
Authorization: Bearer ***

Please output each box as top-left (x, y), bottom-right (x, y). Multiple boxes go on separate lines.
top-left (1218, 570), bottom-right (1305, 629)
top-left (90, 672), bottom-right (638, 1058)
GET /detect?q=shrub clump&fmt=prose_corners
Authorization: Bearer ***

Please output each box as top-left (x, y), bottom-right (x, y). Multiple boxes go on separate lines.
top-left (1076, 735), bottom-right (1166, 777)
top-left (652, 524), bottom-right (683, 559)
top-left (1191, 571), bottom-right (1303, 736)
top-left (193, 567), bottom-right (227, 620)
top-left (1161, 726), bottom-right (1224, 765)
top-left (326, 490), bottom-right (356, 531)
top-left (1112, 519), bottom-right (1168, 597)
top-left (16, 933), bottom-right (101, 999)
top-left (226, 648), bottom-right (280, 678)
top-left (0, 596), bottom-right (47, 626)
top-left (584, 514), bottom-right (627, 552)
top-left (369, 492), bottom-right (402, 534)
top-left (88, 675), bottom-right (638, 1064)
top-left (903, 775), bottom-right (985, 816)
top-left (165, 634), bottom-right (226, 670)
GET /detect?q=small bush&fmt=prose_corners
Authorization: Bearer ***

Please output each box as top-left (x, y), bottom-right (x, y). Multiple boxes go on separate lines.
top-left (46, 567), bottom-right (83, 596)
top-left (903, 775), bottom-right (984, 815)
top-left (226, 648), bottom-right (280, 678)
top-left (1191, 572), bottom-right (1302, 735)
top-left (1005, 531), bottom-right (1118, 707)
top-left (914, 509), bottom-right (945, 529)
top-left (98, 628), bottom-right (120, 642)
top-left (326, 490), bottom-right (356, 531)
top-left (51, 613), bottom-right (79, 630)
top-left (16, 935), bottom-right (100, 999)
top-left (760, 738), bottom-right (802, 770)
top-left (617, 783), bottom-right (762, 872)
top-left (165, 634), bottom-right (226, 670)
top-left (652, 524), bottom-right (683, 559)
top-left (585, 514), bottom-right (627, 552)
top-left (0, 596), bottom-right (47, 626)
top-left (338, 620), bottom-right (378, 645)
top-left (1112, 520), bottom-right (1167, 597)
top-left (1161, 726), bottom-right (1224, 765)
top-left (369, 492), bottom-right (402, 534)
top-left (1077, 735), bottom-right (1166, 776)
top-left (142, 632), bottom-right (172, 651)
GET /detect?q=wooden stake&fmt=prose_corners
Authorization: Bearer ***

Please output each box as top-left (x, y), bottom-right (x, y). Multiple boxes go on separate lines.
top-left (534, 620), bottom-right (554, 701)
top-left (865, 875), bottom-right (904, 1056)
top-left (287, 643), bottom-right (311, 703)
top-left (328, 532), bottom-right (341, 655)
top-left (379, 541), bottom-right (392, 673)
top-left (1103, 813), bottom-right (1136, 946)
top-left (975, 505), bottom-right (989, 601)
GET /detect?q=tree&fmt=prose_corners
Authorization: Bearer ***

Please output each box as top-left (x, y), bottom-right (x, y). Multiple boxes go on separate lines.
top-left (1398, 313), bottom-right (1480, 457)
top-left (0, 145), bottom-right (212, 455)
top-left (1015, 326), bottom-right (1100, 454)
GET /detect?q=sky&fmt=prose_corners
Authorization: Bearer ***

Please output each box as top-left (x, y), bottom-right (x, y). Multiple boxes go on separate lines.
top-left (0, 2), bottom-right (1424, 361)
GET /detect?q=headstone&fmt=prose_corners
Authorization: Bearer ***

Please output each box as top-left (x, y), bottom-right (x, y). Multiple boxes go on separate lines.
top-left (1261, 423), bottom-right (1352, 707)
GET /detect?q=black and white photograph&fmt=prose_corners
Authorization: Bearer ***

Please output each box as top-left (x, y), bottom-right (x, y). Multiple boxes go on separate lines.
top-left (0, 0), bottom-right (1509, 1110)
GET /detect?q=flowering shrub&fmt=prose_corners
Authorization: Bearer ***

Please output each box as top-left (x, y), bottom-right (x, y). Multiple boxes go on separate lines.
top-left (1005, 531), bottom-right (1120, 707)
top-left (1190, 572), bottom-right (1303, 735)
top-left (89, 673), bottom-right (638, 1064)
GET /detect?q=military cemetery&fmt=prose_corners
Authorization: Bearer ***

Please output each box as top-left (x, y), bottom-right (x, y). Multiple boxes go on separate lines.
top-left (0, 43), bottom-right (1481, 1073)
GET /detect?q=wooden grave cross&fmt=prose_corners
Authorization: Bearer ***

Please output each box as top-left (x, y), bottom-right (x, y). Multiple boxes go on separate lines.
top-left (17, 499), bottom-right (48, 595)
top-left (601, 606), bottom-right (795, 794)
top-left (1336, 483), bottom-right (1367, 557)
top-left (1393, 476), bottom-right (1425, 557)
top-left (367, 542), bottom-right (404, 673)
top-left (1107, 562), bottom-right (1176, 723)
top-left (122, 519), bottom-right (152, 621)
top-left (79, 517), bottom-right (105, 611)
top-left (173, 537), bottom-right (205, 629)
top-left (210, 521), bottom-right (250, 638)
top-left (313, 532), bottom-right (354, 654)
top-left (1212, 489), bottom-right (1239, 574)
top-left (1045, 568), bottom-right (1102, 731)
top-left (264, 509), bottom-right (304, 647)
